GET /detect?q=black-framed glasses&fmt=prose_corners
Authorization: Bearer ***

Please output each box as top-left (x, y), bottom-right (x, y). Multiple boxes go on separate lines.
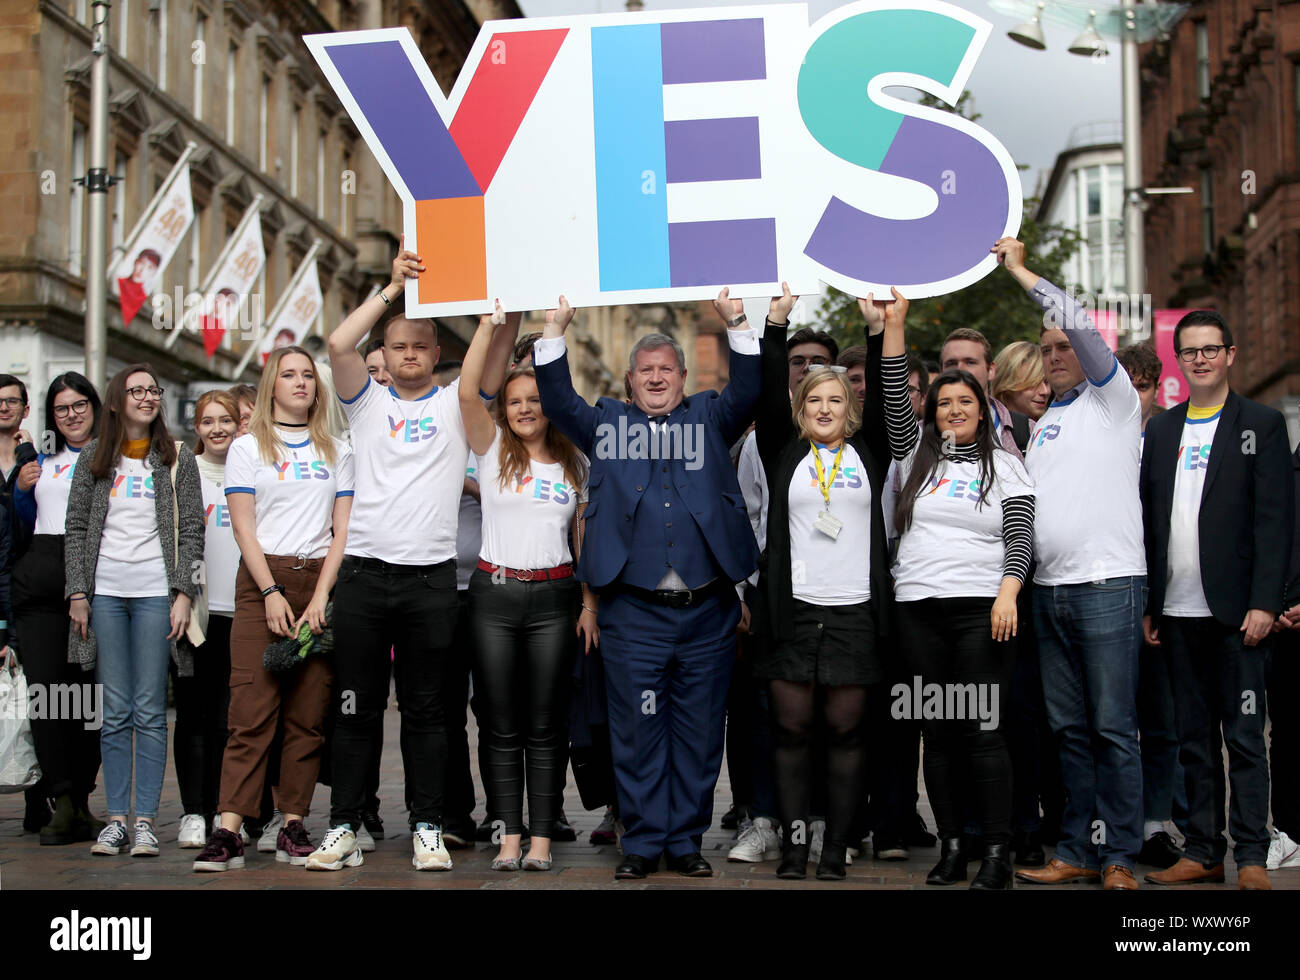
top-left (789, 355), bottom-right (830, 368)
top-left (1176, 344), bottom-right (1227, 362)
top-left (126, 385), bottom-right (164, 401)
top-left (0, 396), bottom-right (24, 409)
top-left (806, 364), bottom-right (847, 375)
top-left (52, 399), bottom-right (92, 419)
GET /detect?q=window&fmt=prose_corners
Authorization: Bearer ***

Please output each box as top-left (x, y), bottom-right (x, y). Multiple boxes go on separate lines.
top-left (69, 121), bottom-right (87, 276)
top-left (111, 150), bottom-right (127, 252)
top-left (259, 76), bottom-right (269, 170)
top-left (1085, 166), bottom-right (1102, 217)
top-left (225, 44), bottom-right (237, 144)
top-left (193, 15), bottom-right (205, 120)
top-left (118, 0), bottom-right (129, 58)
top-left (1195, 22), bottom-right (1210, 101)
top-left (156, 0), bottom-right (168, 89)
top-left (289, 104), bottom-right (300, 195)
top-left (1200, 167), bottom-right (1215, 254)
top-left (316, 130), bottom-right (326, 214)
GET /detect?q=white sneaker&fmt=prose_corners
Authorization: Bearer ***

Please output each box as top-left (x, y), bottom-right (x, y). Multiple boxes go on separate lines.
top-left (305, 826), bottom-right (363, 871)
top-left (130, 819), bottom-right (160, 857)
top-left (91, 820), bottom-right (128, 855)
top-left (728, 816), bottom-right (782, 863)
top-left (177, 813), bottom-right (206, 848)
top-left (413, 825), bottom-right (453, 871)
top-left (809, 819), bottom-right (825, 862)
top-left (354, 821), bottom-right (376, 853)
top-left (257, 810), bottom-right (284, 854)
top-left (1267, 829), bottom-right (1300, 870)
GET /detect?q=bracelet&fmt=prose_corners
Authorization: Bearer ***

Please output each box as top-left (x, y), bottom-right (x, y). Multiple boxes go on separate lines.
top-left (69, 594), bottom-right (88, 603)
top-left (378, 287), bottom-right (393, 307)
top-left (582, 604), bottom-right (597, 613)
top-left (261, 584), bottom-right (285, 598)
top-left (726, 314), bottom-right (748, 328)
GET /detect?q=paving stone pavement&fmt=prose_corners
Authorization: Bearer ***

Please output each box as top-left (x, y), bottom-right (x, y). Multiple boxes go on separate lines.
top-left (2, 705), bottom-right (1293, 891)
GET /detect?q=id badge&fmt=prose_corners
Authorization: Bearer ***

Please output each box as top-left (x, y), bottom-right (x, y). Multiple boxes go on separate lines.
top-left (813, 510), bottom-right (843, 540)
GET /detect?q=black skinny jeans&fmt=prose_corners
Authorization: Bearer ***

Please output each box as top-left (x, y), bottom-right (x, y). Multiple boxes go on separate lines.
top-left (329, 558), bottom-right (458, 831)
top-left (170, 613), bottom-right (232, 817)
top-left (12, 534), bottom-right (101, 801)
top-left (896, 596), bottom-right (1015, 845)
top-left (468, 570), bottom-right (577, 838)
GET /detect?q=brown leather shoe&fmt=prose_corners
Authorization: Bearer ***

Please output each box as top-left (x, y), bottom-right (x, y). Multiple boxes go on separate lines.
top-left (1144, 857), bottom-right (1225, 885)
top-left (1104, 865), bottom-right (1138, 889)
top-left (1015, 857), bottom-right (1100, 885)
top-left (1237, 865), bottom-right (1271, 891)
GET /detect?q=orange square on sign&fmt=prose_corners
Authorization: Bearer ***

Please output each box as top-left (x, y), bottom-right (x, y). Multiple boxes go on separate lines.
top-left (415, 197), bottom-right (487, 305)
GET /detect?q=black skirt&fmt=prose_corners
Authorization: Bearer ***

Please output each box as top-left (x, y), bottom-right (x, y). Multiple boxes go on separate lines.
top-left (754, 597), bottom-right (880, 686)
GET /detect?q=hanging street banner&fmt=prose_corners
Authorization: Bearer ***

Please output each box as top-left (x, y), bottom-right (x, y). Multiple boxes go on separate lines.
top-left (111, 163), bottom-right (195, 328)
top-left (305, 0), bottom-right (1023, 317)
top-left (256, 257), bottom-right (323, 365)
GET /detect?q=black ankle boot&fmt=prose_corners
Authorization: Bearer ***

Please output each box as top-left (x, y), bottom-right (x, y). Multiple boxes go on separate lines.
top-left (777, 843), bottom-right (809, 880)
top-left (816, 843), bottom-right (848, 881)
top-left (1013, 829), bottom-right (1045, 867)
top-left (926, 837), bottom-right (966, 885)
top-left (970, 842), bottom-right (1013, 889)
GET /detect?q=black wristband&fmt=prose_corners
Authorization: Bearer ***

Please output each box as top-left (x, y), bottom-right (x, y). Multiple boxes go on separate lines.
top-left (261, 584), bottom-right (285, 598)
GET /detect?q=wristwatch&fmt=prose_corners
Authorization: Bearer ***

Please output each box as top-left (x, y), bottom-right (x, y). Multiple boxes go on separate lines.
top-left (726, 314), bottom-right (748, 328)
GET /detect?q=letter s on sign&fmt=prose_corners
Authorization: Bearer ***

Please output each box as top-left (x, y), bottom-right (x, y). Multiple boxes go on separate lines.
top-left (795, 1), bottom-right (1021, 297)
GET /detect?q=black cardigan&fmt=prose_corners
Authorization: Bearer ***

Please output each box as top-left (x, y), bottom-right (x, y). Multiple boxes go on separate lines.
top-left (751, 319), bottom-right (893, 645)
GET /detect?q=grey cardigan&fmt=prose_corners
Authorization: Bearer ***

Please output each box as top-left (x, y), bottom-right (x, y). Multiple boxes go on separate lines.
top-left (62, 438), bottom-right (206, 676)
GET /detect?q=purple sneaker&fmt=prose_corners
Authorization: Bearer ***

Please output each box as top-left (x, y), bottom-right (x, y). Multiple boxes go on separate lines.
top-left (193, 828), bottom-right (245, 872)
top-left (276, 819), bottom-right (315, 866)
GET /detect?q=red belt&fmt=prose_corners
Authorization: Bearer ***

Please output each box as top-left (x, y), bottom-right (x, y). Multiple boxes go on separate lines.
top-left (477, 559), bottom-right (574, 582)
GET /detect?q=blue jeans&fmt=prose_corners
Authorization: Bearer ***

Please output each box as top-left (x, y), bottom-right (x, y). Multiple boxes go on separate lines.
top-left (92, 594), bottom-right (172, 820)
top-left (1033, 576), bottom-right (1145, 871)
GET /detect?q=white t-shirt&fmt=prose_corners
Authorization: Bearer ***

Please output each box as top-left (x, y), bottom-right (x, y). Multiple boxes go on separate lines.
top-left (339, 377), bottom-right (468, 565)
top-left (476, 429), bottom-right (586, 570)
top-left (224, 429), bottom-right (354, 560)
top-left (892, 448), bottom-right (1035, 600)
top-left (1026, 369), bottom-right (1147, 585)
top-left (455, 462), bottom-right (483, 591)
top-left (788, 443), bottom-right (872, 605)
top-left (95, 456), bottom-right (168, 598)
top-left (33, 446), bottom-right (83, 536)
top-left (1162, 410), bottom-right (1220, 617)
top-left (197, 457), bottom-right (239, 615)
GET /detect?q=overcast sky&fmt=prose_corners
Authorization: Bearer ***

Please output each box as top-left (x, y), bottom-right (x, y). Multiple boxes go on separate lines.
top-left (517, 0), bottom-right (1122, 198)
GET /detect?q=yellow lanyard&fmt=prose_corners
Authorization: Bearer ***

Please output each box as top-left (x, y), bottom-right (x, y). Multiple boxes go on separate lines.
top-left (810, 441), bottom-right (845, 511)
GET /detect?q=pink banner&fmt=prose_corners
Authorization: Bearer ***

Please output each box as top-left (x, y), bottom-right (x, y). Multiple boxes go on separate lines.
top-left (1088, 307), bottom-right (1192, 409)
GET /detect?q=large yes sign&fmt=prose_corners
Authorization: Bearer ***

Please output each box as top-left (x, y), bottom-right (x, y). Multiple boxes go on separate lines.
top-left (306, 1), bottom-right (1021, 315)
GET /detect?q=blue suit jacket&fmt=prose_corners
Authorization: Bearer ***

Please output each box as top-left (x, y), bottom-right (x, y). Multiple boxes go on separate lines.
top-left (535, 341), bottom-right (762, 590)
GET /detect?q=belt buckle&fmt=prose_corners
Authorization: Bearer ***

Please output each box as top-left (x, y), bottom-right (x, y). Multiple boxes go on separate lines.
top-left (680, 588), bottom-right (694, 607)
top-left (292, 553), bottom-right (309, 570)
top-left (515, 568), bottom-right (535, 582)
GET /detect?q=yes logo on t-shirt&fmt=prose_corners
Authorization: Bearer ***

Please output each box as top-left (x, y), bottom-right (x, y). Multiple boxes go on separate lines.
top-left (51, 463), bottom-right (76, 480)
top-left (388, 415), bottom-right (438, 442)
top-left (805, 465), bottom-right (862, 490)
top-left (204, 503), bottom-right (231, 527)
top-left (1176, 443), bottom-right (1211, 471)
top-left (110, 474), bottom-right (155, 499)
top-left (512, 474), bottom-right (572, 506)
top-left (922, 474), bottom-right (986, 503)
top-left (1032, 423), bottom-right (1062, 449)
top-left (274, 461), bottom-right (333, 481)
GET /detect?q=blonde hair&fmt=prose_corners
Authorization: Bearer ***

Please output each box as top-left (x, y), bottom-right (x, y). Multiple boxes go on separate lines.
top-left (193, 389), bottom-right (239, 455)
top-left (492, 367), bottom-right (587, 493)
top-left (250, 346), bottom-right (337, 467)
top-left (992, 341), bottom-right (1045, 402)
top-left (791, 369), bottom-right (861, 442)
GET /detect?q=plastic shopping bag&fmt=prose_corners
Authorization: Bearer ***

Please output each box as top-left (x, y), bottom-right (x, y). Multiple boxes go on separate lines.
top-left (0, 650), bottom-right (41, 793)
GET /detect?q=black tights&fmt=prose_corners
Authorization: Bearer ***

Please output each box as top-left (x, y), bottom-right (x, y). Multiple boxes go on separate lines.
top-left (469, 572), bottom-right (576, 838)
top-left (770, 680), bottom-right (866, 850)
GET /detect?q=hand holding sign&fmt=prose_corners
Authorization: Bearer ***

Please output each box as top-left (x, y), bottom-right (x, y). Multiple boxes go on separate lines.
top-left (712, 287), bottom-right (743, 325)
top-left (769, 282), bottom-right (798, 326)
top-left (389, 235), bottom-right (425, 293)
top-left (543, 295), bottom-right (573, 338)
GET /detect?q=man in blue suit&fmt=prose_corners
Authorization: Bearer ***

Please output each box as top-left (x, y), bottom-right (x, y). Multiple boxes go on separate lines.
top-left (535, 287), bottom-right (794, 877)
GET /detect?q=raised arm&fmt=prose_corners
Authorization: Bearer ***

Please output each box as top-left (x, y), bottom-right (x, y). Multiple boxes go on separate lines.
top-left (995, 237), bottom-right (1116, 385)
top-left (328, 237), bottom-right (423, 401)
top-left (868, 289), bottom-right (919, 461)
top-left (533, 296), bottom-right (598, 456)
top-left (460, 300), bottom-right (518, 456)
top-left (710, 286), bottom-right (778, 447)
top-left (754, 296), bottom-right (794, 474)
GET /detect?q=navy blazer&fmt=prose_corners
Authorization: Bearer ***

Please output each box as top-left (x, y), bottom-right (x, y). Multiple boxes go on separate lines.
top-left (1140, 389), bottom-right (1295, 626)
top-left (535, 341), bottom-right (762, 590)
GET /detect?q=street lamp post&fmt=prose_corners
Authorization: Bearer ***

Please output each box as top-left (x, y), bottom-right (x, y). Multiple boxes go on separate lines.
top-left (84, 0), bottom-right (112, 391)
top-left (1120, 0), bottom-right (1146, 339)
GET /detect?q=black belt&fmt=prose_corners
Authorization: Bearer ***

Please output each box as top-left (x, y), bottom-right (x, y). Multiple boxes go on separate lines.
top-left (346, 556), bottom-right (455, 576)
top-left (613, 578), bottom-right (735, 609)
